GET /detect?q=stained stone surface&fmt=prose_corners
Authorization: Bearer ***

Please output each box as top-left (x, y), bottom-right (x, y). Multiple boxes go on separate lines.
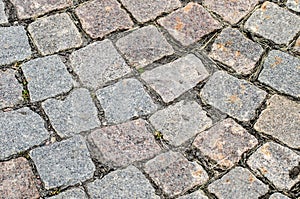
top-left (245, 1), bottom-right (300, 44)
top-left (158, 2), bottom-right (221, 46)
top-left (287, 0), bottom-right (300, 12)
top-left (116, 25), bottom-right (174, 68)
top-left (0, 158), bottom-right (40, 199)
top-left (70, 40), bottom-right (131, 89)
top-left (149, 100), bottom-right (212, 146)
top-left (144, 151), bottom-right (209, 197)
top-left (22, 55), bottom-right (73, 102)
top-left (47, 187), bottom-right (88, 199)
top-left (28, 13), bottom-right (82, 55)
top-left (96, 78), bottom-right (157, 123)
top-left (200, 71), bottom-right (267, 121)
top-left (75, 0), bottom-right (133, 39)
top-left (269, 193), bottom-right (291, 199)
top-left (0, 0), bottom-right (8, 24)
top-left (0, 108), bottom-right (49, 160)
top-left (208, 167), bottom-right (268, 199)
top-left (258, 50), bottom-right (300, 98)
top-left (178, 191), bottom-right (208, 199)
top-left (88, 119), bottom-right (161, 167)
top-left (247, 142), bottom-right (300, 190)
top-left (209, 28), bottom-right (264, 74)
top-left (30, 136), bottom-right (95, 189)
top-left (42, 88), bottom-right (100, 138)
top-left (193, 118), bottom-right (258, 168)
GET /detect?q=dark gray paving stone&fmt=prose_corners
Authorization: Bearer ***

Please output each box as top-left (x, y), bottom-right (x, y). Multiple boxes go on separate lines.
top-left (22, 55), bottom-right (73, 102)
top-left (287, 0), bottom-right (300, 12)
top-left (0, 108), bottom-right (49, 160)
top-left (178, 191), bottom-right (208, 199)
top-left (141, 54), bottom-right (209, 103)
top-left (208, 167), bottom-right (268, 199)
top-left (96, 78), bottom-right (157, 123)
top-left (0, 0), bottom-right (8, 24)
top-left (247, 142), bottom-right (300, 190)
top-left (70, 40), bottom-right (131, 89)
top-left (28, 13), bottom-right (82, 55)
top-left (200, 71), bottom-right (267, 121)
top-left (258, 50), bottom-right (300, 98)
top-left (30, 135), bottom-right (95, 189)
top-left (116, 25), bottom-right (174, 68)
top-left (269, 193), bottom-right (291, 199)
top-left (245, 1), bottom-right (300, 44)
top-left (47, 187), bottom-right (88, 199)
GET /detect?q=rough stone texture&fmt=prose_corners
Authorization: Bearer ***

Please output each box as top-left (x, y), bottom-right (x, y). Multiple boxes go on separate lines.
top-left (30, 136), bottom-right (95, 189)
top-left (0, 108), bottom-right (49, 160)
top-left (0, 0), bottom-right (8, 24)
top-left (149, 101), bottom-right (212, 146)
top-left (47, 187), bottom-right (88, 199)
top-left (209, 28), bottom-right (264, 74)
top-left (200, 71), bottom-right (267, 121)
top-left (43, 88), bottom-right (100, 138)
top-left (247, 142), bottom-right (300, 190)
top-left (120, 0), bottom-right (181, 23)
top-left (294, 37), bottom-right (300, 52)
top-left (141, 54), bottom-right (209, 103)
top-left (116, 25), bottom-right (174, 68)
top-left (203, 0), bottom-right (258, 24)
top-left (244, 2), bottom-right (300, 44)
top-left (10, 0), bottom-right (72, 19)
top-left (158, 3), bottom-right (221, 46)
top-left (70, 40), bottom-right (131, 89)
top-left (75, 0), bottom-right (133, 39)
top-left (28, 13), bottom-right (82, 55)
top-left (88, 119), bottom-right (161, 167)
top-left (208, 167), bottom-right (268, 199)
top-left (0, 26), bottom-right (31, 66)
top-left (269, 193), bottom-right (291, 199)
top-left (0, 69), bottom-right (23, 109)
top-left (96, 78), bottom-right (157, 123)
top-left (178, 191), bottom-right (208, 199)
top-left (258, 50), bottom-right (300, 98)
top-left (22, 55), bottom-right (73, 102)
top-left (287, 0), bottom-right (300, 12)
top-left (0, 158), bottom-right (39, 199)
top-left (193, 118), bottom-right (258, 168)
top-left (144, 151), bottom-right (209, 197)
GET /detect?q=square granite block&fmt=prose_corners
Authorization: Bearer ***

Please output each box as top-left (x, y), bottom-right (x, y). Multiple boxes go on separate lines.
top-left (46, 187), bottom-right (88, 199)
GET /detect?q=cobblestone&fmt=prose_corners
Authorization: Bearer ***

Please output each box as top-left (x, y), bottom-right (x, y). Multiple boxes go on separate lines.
top-left (0, 0), bottom-right (7, 24)
top-left (287, 0), bottom-right (300, 12)
top-left (46, 187), bottom-right (88, 199)
top-left (178, 191), bottom-right (208, 199)
top-left (269, 193), bottom-right (291, 199)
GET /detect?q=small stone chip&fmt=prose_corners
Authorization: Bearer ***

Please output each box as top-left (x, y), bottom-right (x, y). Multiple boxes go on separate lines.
top-left (269, 193), bottom-right (291, 199)
top-left (46, 187), bottom-right (88, 199)
top-left (287, 0), bottom-right (300, 12)
top-left (178, 191), bottom-right (208, 199)
top-left (0, 0), bottom-right (8, 24)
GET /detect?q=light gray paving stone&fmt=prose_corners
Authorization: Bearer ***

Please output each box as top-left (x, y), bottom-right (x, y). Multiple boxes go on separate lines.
top-left (0, 26), bottom-right (31, 65)
top-left (287, 0), bottom-right (300, 12)
top-left (116, 25), bottom-right (174, 68)
top-left (87, 166), bottom-right (159, 199)
top-left (22, 55), bottom-right (73, 102)
top-left (208, 167), bottom-right (268, 199)
top-left (0, 69), bottom-right (23, 109)
top-left (209, 28), bottom-right (264, 75)
top-left (269, 193), bottom-right (291, 199)
top-left (96, 78), bottom-right (157, 123)
top-left (42, 88), bottom-right (100, 138)
top-left (200, 71), bottom-right (267, 121)
top-left (0, 108), bottom-right (49, 160)
top-left (149, 100), bottom-right (212, 146)
top-left (30, 135), bottom-right (95, 189)
top-left (0, 0), bottom-right (8, 24)
top-left (88, 119), bottom-right (161, 167)
top-left (247, 142), bottom-right (300, 190)
top-left (70, 40), bottom-right (131, 89)
top-left (178, 190), bottom-right (208, 199)
top-left (258, 50), bottom-right (300, 98)
top-left (245, 1), bottom-right (300, 44)
top-left (144, 151), bottom-right (209, 197)
top-left (28, 13), bottom-right (82, 55)
top-left (47, 187), bottom-right (88, 199)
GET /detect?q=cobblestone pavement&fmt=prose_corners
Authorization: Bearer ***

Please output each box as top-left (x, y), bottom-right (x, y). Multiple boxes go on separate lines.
top-left (0, 0), bottom-right (299, 199)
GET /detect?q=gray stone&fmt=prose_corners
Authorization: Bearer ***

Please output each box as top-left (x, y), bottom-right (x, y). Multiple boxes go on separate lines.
top-left (287, 0), bottom-right (300, 12)
top-left (200, 71), bottom-right (267, 121)
top-left (70, 40), bottom-right (131, 89)
top-left (30, 135), bottom-right (95, 189)
top-left (245, 2), bottom-right (300, 44)
top-left (144, 151), bottom-right (209, 197)
top-left (141, 54), bottom-right (209, 103)
top-left (208, 167), bottom-right (268, 199)
top-left (247, 142), bottom-right (300, 190)
top-left (0, 26), bottom-right (31, 65)
top-left (0, 0), bottom-right (8, 24)
top-left (178, 191), bottom-right (208, 199)
top-left (28, 13), bottom-right (82, 55)
top-left (258, 50), bottom-right (300, 98)
top-left (47, 187), bottom-right (88, 199)
top-left (149, 100), bottom-right (212, 146)
top-left (116, 25), bottom-right (174, 68)
top-left (87, 166), bottom-right (159, 199)
top-left (269, 193), bottom-right (291, 199)
top-left (22, 55), bottom-right (73, 102)
top-left (0, 108), bottom-right (49, 160)
top-left (43, 88), bottom-right (100, 138)
top-left (96, 78), bottom-right (157, 123)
